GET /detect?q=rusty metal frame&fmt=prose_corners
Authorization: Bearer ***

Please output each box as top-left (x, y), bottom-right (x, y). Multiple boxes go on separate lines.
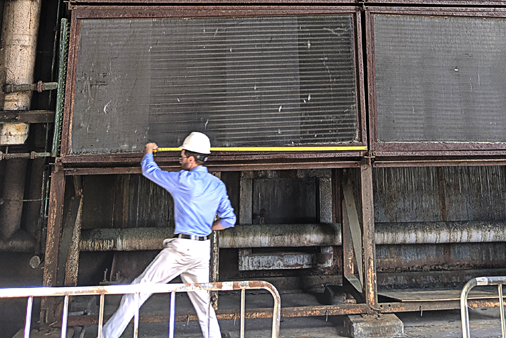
top-left (70, 0), bottom-right (355, 4)
top-left (61, 5), bottom-right (367, 167)
top-left (63, 297), bottom-right (506, 327)
top-left (367, 0), bottom-right (506, 5)
top-left (366, 6), bottom-right (506, 158)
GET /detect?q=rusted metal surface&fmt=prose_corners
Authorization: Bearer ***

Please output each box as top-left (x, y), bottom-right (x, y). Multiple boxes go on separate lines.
top-left (368, 6), bottom-right (506, 17)
top-left (63, 296), bottom-right (506, 327)
top-left (62, 177), bottom-right (83, 287)
top-left (71, 5), bottom-right (361, 19)
top-left (361, 158), bottom-right (378, 310)
top-left (61, 158), bottom-right (363, 175)
top-left (71, 0), bottom-right (353, 3)
top-left (343, 170), bottom-right (363, 284)
top-left (41, 162), bottom-right (66, 324)
top-left (369, 0), bottom-right (506, 5)
top-left (67, 303), bottom-right (370, 327)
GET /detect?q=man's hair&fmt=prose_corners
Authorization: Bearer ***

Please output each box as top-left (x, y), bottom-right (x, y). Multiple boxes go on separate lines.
top-left (184, 150), bottom-right (208, 165)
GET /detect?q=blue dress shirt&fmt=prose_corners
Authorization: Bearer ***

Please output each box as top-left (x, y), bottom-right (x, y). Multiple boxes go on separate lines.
top-left (141, 153), bottom-right (236, 236)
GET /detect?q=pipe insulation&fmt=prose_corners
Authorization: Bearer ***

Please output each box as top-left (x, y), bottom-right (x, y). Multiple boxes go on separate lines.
top-left (76, 221), bottom-right (506, 252)
top-left (1, 0), bottom-right (41, 112)
top-left (0, 0), bottom-right (42, 240)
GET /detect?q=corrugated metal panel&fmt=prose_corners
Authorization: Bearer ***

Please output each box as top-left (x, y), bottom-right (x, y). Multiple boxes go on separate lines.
top-left (71, 15), bottom-right (358, 154)
top-left (252, 177), bottom-right (317, 224)
top-left (373, 166), bottom-right (506, 222)
top-left (377, 243), bottom-right (506, 272)
top-left (81, 175), bottom-right (173, 229)
top-left (374, 14), bottom-right (506, 142)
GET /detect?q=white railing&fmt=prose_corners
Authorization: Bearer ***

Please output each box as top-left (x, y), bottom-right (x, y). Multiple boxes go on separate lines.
top-left (461, 276), bottom-right (506, 338)
top-left (0, 280), bottom-right (281, 338)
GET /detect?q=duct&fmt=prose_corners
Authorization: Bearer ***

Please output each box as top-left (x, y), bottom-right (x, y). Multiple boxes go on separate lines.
top-left (79, 221), bottom-right (506, 252)
top-left (0, 0), bottom-right (42, 239)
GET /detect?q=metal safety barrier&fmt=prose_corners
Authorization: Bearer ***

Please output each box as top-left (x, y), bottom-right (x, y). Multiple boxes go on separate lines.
top-left (0, 280), bottom-right (281, 338)
top-left (461, 276), bottom-right (506, 338)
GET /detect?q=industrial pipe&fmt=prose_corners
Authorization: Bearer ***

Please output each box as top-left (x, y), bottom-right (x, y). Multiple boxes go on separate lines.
top-left (78, 221), bottom-right (506, 252)
top-left (0, 230), bottom-right (35, 252)
top-left (375, 221), bottom-right (506, 245)
top-left (0, 0), bottom-right (42, 240)
top-left (0, 151), bottom-right (51, 160)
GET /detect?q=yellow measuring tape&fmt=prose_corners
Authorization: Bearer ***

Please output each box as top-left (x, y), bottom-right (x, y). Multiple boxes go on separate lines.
top-left (156, 146), bottom-right (367, 152)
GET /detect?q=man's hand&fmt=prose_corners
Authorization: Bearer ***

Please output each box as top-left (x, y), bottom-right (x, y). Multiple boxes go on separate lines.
top-left (145, 142), bottom-right (159, 154)
top-left (211, 220), bottom-right (225, 231)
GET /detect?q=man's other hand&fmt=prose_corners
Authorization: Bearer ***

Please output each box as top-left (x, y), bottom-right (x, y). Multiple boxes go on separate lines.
top-left (145, 142), bottom-right (159, 154)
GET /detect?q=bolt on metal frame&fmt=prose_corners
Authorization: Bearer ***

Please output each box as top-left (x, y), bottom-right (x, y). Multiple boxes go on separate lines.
top-left (461, 276), bottom-right (506, 338)
top-left (0, 280), bottom-right (281, 338)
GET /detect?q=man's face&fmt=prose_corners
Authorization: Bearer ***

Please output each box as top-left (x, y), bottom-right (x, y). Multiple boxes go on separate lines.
top-left (179, 150), bottom-right (193, 170)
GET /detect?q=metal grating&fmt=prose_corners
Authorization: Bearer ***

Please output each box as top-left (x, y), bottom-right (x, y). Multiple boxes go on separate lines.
top-left (71, 15), bottom-right (358, 154)
top-left (374, 14), bottom-right (506, 143)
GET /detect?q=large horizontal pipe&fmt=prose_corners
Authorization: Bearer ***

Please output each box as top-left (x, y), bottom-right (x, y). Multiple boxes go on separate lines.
top-left (375, 221), bottom-right (506, 245)
top-left (79, 221), bottom-right (506, 252)
top-left (79, 224), bottom-right (342, 252)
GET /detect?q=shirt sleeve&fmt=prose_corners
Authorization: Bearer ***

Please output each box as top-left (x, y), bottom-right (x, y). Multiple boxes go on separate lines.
top-left (216, 185), bottom-right (236, 229)
top-left (141, 153), bottom-right (178, 193)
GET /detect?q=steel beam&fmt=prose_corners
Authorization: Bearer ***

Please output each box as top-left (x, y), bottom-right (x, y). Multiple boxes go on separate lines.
top-left (361, 158), bottom-right (378, 310)
top-left (0, 110), bottom-right (55, 123)
top-left (41, 163), bottom-right (66, 324)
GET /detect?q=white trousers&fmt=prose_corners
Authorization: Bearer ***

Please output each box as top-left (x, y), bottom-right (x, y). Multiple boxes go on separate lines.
top-left (101, 238), bottom-right (221, 338)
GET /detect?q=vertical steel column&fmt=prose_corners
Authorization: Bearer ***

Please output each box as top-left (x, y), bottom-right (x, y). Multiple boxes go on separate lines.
top-left (60, 177), bottom-right (83, 287)
top-left (360, 157), bottom-right (377, 309)
top-left (40, 162), bottom-right (65, 324)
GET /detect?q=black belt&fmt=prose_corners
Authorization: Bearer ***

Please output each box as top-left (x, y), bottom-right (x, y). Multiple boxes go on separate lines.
top-left (173, 234), bottom-right (209, 241)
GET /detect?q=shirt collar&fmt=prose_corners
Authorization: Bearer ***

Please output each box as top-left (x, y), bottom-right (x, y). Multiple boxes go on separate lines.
top-left (190, 166), bottom-right (208, 173)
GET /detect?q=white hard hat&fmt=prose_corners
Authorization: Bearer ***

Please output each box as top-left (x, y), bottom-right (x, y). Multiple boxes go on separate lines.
top-left (180, 132), bottom-right (211, 154)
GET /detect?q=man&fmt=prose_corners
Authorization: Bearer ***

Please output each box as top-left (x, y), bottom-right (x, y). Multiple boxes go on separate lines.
top-left (100, 131), bottom-right (236, 338)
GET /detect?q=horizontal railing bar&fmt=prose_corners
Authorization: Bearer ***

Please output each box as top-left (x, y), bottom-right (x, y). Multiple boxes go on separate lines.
top-left (0, 281), bottom-right (275, 299)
